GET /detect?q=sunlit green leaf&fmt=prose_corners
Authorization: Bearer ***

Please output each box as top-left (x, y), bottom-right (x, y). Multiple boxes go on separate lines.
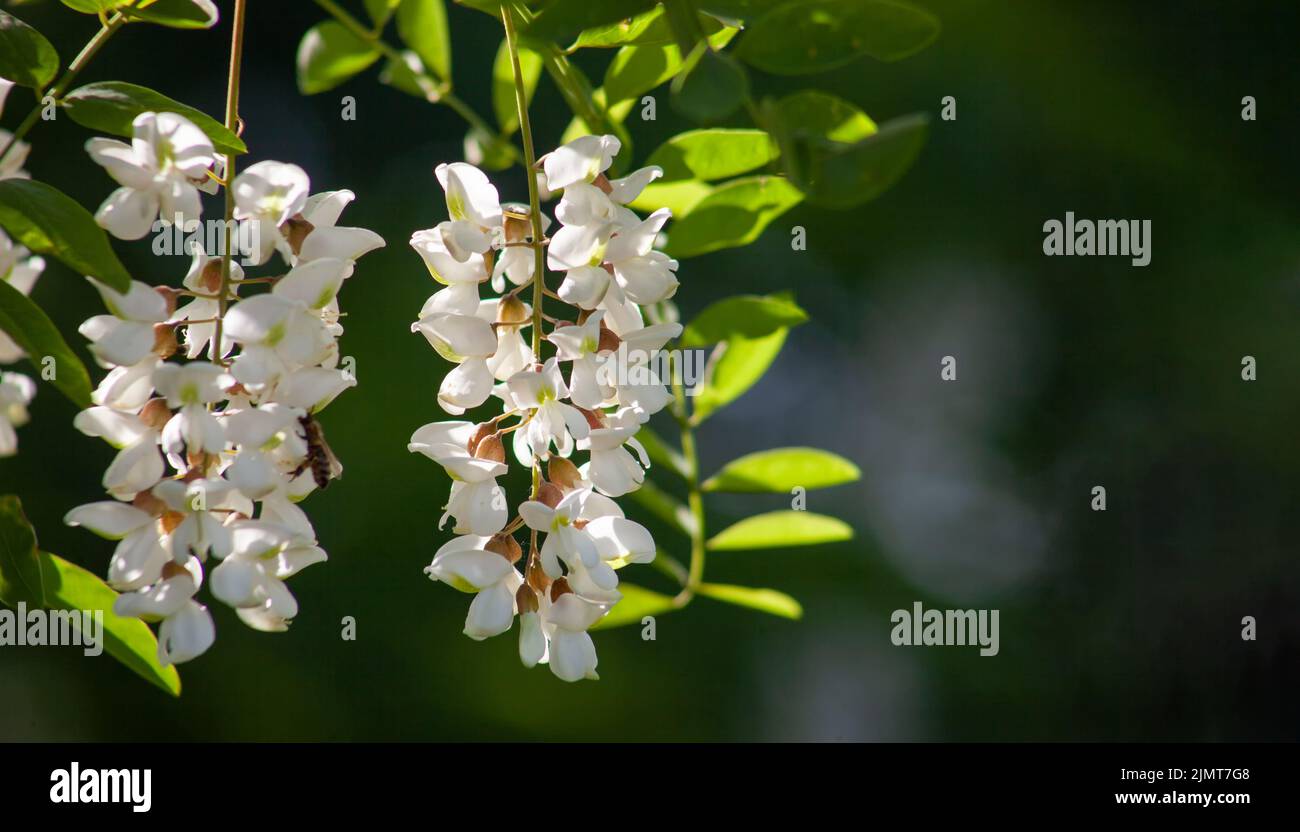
top-left (681, 293), bottom-right (807, 348)
top-left (397, 0), bottom-right (452, 81)
top-left (0, 495), bottom-right (43, 607)
top-left (379, 50), bottom-right (440, 101)
top-left (737, 0), bottom-right (939, 75)
top-left (0, 9), bottom-right (59, 89)
top-left (567, 5), bottom-right (665, 50)
top-left (492, 37), bottom-right (543, 135)
top-left (648, 129), bottom-right (778, 183)
top-left (61, 0), bottom-right (130, 12)
top-left (670, 43), bottom-right (748, 123)
top-left (774, 89), bottom-right (877, 143)
top-left (693, 328), bottom-right (786, 421)
top-left (0, 180), bottom-right (132, 292)
top-left (121, 0), bottom-right (219, 29)
top-left (628, 180), bottom-right (715, 218)
top-left (663, 176), bottom-right (801, 259)
top-left (703, 447), bottom-right (860, 492)
top-left (526, 0), bottom-right (658, 46)
top-left (0, 280), bottom-right (93, 408)
top-left (696, 582), bottom-right (802, 619)
top-left (296, 21), bottom-right (380, 95)
top-left (707, 510), bottom-right (853, 550)
top-left (38, 550), bottom-right (182, 696)
top-left (604, 25), bottom-right (737, 104)
top-left (63, 81), bottom-right (246, 156)
top-left (591, 583), bottom-right (678, 629)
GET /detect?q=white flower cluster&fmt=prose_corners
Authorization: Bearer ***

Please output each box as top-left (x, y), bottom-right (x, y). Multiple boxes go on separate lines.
top-left (66, 111), bottom-right (384, 666)
top-left (0, 77), bottom-right (41, 457)
top-left (410, 135), bottom-right (682, 682)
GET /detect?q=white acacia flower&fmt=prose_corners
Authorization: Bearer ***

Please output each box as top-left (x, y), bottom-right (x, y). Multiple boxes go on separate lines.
top-left (578, 407), bottom-right (651, 497)
top-left (292, 190), bottom-right (386, 264)
top-left (541, 134), bottom-right (621, 192)
top-left (223, 294), bottom-right (334, 388)
top-left (153, 362), bottom-right (231, 459)
top-left (80, 279), bottom-right (172, 368)
top-left (411, 227), bottom-right (490, 284)
top-left (505, 357), bottom-right (590, 462)
top-left (233, 160), bottom-right (311, 265)
top-left (542, 590), bottom-right (612, 682)
top-left (115, 557), bottom-right (215, 666)
top-left (547, 312), bottom-right (612, 410)
top-left (477, 297), bottom-right (534, 381)
top-left (64, 500), bottom-right (168, 591)
top-left (599, 321), bottom-right (683, 420)
top-left (424, 534), bottom-right (523, 640)
top-left (517, 489), bottom-right (613, 586)
top-left (151, 478), bottom-right (236, 562)
top-left (87, 111), bottom-right (215, 240)
top-left (210, 520), bottom-right (326, 632)
top-left (408, 420), bottom-right (509, 535)
top-left (72, 403), bottom-right (169, 501)
top-left (0, 371), bottom-right (35, 457)
top-left (412, 312), bottom-right (498, 414)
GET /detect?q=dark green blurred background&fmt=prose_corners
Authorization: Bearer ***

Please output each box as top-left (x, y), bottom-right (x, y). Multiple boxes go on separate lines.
top-left (3, 0), bottom-right (1299, 741)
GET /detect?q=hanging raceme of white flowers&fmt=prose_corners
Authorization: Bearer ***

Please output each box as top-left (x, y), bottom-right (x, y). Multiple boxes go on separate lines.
top-left (64, 109), bottom-right (385, 666)
top-left (411, 135), bottom-right (681, 682)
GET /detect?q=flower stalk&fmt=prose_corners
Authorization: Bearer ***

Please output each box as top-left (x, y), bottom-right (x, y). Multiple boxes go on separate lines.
top-left (212, 0), bottom-right (248, 365)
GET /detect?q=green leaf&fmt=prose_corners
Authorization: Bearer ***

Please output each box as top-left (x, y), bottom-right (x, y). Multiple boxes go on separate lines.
top-left (379, 50), bottom-right (440, 101)
top-left (784, 113), bottom-right (927, 208)
top-left (626, 478), bottom-right (696, 537)
top-left (681, 293), bottom-right (807, 347)
top-left (60, 0), bottom-right (131, 13)
top-left (737, 0), bottom-right (939, 75)
top-left (492, 37), bottom-right (543, 136)
top-left (567, 5), bottom-right (665, 50)
top-left (397, 0), bottom-right (453, 81)
top-left (63, 81), bottom-right (247, 156)
top-left (121, 0), bottom-right (219, 29)
top-left (0, 280), bottom-right (93, 408)
top-left (0, 180), bottom-right (132, 292)
top-left (591, 583), bottom-right (678, 629)
top-left (696, 582), bottom-right (802, 619)
top-left (634, 425), bottom-right (689, 479)
top-left (693, 328), bottom-right (786, 421)
top-left (38, 550), bottom-right (182, 696)
top-left (663, 175), bottom-right (802, 259)
top-left (707, 510), bottom-right (852, 551)
top-left (703, 447), bottom-right (860, 492)
top-left (0, 495), bottom-right (43, 607)
top-left (774, 89), bottom-right (877, 143)
top-left (0, 9), bottom-right (59, 89)
top-left (670, 43), bottom-right (749, 123)
top-left (526, 0), bottom-right (659, 45)
top-left (628, 180), bottom-right (715, 218)
top-left (296, 21), bottom-right (381, 95)
top-left (603, 26), bottom-right (738, 104)
top-left (648, 129), bottom-right (778, 183)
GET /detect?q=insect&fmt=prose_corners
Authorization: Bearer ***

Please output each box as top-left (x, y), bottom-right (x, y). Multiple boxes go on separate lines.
top-left (293, 413), bottom-right (342, 490)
